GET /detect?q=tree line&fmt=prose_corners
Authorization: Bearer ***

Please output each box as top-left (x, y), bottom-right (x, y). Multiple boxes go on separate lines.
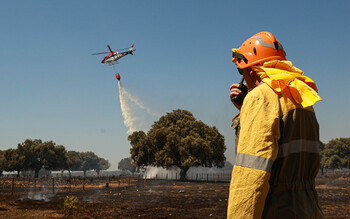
top-left (0, 139), bottom-right (110, 177)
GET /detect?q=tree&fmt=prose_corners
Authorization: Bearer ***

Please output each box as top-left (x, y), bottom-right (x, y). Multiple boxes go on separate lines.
top-left (16, 139), bottom-right (67, 177)
top-left (129, 109), bottom-right (226, 180)
top-left (118, 157), bottom-right (137, 174)
top-left (129, 131), bottom-right (151, 166)
top-left (321, 137), bottom-right (350, 170)
top-left (324, 155), bottom-right (343, 169)
top-left (3, 148), bottom-right (25, 176)
top-left (48, 144), bottom-right (67, 170)
top-left (66, 151), bottom-right (83, 178)
top-left (96, 157), bottom-right (110, 175)
top-left (79, 152), bottom-right (110, 176)
top-left (17, 139), bottom-right (42, 168)
top-left (16, 139), bottom-right (42, 176)
top-left (6, 139), bottom-right (42, 176)
top-left (31, 141), bottom-right (67, 177)
top-left (80, 152), bottom-right (99, 176)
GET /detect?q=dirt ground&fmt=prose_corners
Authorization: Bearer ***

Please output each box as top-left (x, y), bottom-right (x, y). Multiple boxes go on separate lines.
top-left (0, 172), bottom-right (349, 219)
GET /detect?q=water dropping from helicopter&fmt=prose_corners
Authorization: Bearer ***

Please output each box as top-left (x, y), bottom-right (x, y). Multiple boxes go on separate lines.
top-left (117, 80), bottom-right (138, 135)
top-left (116, 76), bottom-right (159, 135)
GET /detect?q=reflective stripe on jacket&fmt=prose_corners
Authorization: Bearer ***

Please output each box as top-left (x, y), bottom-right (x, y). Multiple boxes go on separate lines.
top-left (227, 83), bottom-right (324, 219)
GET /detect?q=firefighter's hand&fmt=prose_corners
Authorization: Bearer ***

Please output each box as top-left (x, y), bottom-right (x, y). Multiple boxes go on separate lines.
top-left (230, 83), bottom-right (242, 110)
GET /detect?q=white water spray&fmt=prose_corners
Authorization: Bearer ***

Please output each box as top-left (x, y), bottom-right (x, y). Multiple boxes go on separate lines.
top-left (117, 81), bottom-right (158, 135)
top-left (123, 89), bottom-right (158, 117)
top-left (118, 81), bottom-right (138, 134)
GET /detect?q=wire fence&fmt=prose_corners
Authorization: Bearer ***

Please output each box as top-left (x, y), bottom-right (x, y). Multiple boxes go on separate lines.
top-left (0, 172), bottom-right (232, 198)
top-left (1, 171), bottom-right (348, 200)
top-left (145, 172), bottom-right (232, 182)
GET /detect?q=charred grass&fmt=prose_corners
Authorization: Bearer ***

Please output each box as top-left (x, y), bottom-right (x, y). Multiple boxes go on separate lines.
top-left (0, 172), bottom-right (349, 218)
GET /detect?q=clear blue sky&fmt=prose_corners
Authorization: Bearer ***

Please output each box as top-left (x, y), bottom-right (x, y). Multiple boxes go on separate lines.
top-left (1, 0), bottom-right (349, 169)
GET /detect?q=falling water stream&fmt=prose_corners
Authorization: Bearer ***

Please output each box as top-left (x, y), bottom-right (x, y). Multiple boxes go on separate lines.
top-left (118, 81), bottom-right (138, 135)
top-left (117, 80), bottom-right (158, 134)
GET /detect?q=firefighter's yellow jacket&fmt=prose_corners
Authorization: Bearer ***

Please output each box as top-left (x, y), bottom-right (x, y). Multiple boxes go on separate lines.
top-left (227, 82), bottom-right (324, 219)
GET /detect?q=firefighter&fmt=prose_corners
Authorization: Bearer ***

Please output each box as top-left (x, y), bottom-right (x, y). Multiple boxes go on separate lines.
top-left (228, 31), bottom-right (324, 218)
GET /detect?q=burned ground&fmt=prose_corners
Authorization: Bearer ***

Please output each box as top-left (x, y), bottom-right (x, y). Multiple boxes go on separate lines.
top-left (0, 172), bottom-right (349, 219)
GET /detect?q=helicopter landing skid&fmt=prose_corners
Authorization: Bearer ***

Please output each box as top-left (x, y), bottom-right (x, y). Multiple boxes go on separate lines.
top-left (108, 61), bottom-right (118, 66)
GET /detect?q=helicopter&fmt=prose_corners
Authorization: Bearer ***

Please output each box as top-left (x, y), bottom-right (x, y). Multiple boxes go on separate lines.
top-left (92, 44), bottom-right (135, 65)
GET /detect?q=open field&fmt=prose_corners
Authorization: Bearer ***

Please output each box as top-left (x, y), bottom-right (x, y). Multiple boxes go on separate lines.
top-left (0, 172), bottom-right (349, 219)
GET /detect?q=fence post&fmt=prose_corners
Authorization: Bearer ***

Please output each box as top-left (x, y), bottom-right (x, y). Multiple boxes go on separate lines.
top-left (68, 178), bottom-right (71, 193)
top-left (10, 177), bottom-right (14, 196)
top-left (207, 174), bottom-right (209, 182)
top-left (52, 177), bottom-right (55, 193)
top-left (82, 177), bottom-right (85, 191)
top-left (34, 178), bottom-right (37, 192)
top-left (196, 173), bottom-right (198, 181)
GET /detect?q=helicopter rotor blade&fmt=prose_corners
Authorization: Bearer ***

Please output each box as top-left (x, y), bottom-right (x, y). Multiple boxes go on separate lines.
top-left (115, 47), bottom-right (130, 51)
top-left (91, 52), bottom-right (109, 55)
top-left (107, 45), bottom-right (113, 53)
top-left (92, 44), bottom-right (134, 55)
top-left (115, 44), bottom-right (135, 51)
